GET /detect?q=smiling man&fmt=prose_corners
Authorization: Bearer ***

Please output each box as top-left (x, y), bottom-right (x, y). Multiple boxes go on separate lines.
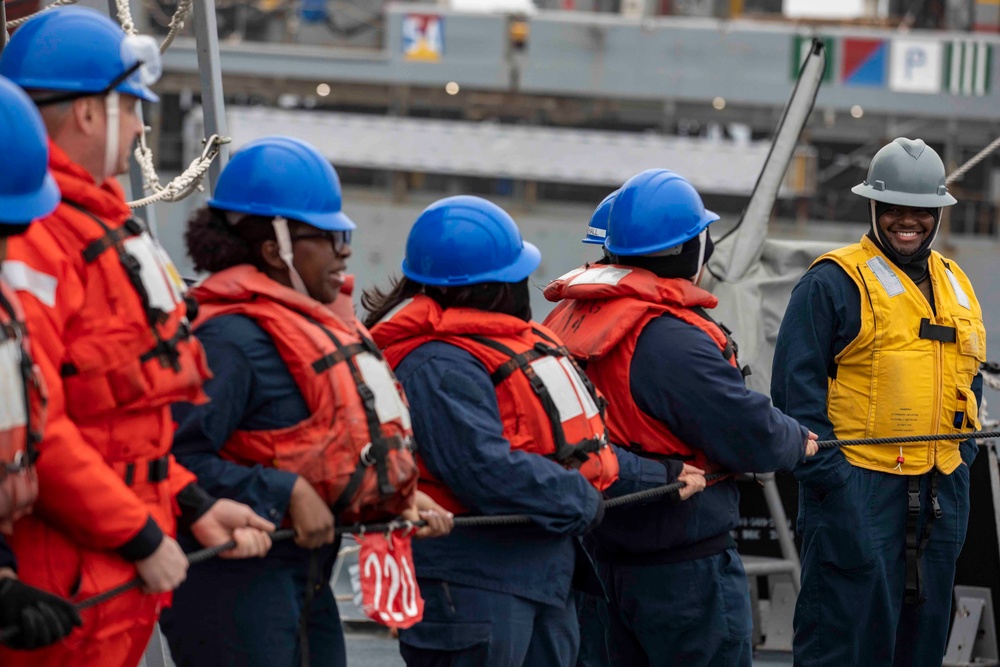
top-left (772, 138), bottom-right (986, 667)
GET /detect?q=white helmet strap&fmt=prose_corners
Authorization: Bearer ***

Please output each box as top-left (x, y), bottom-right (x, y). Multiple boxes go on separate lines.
top-left (271, 216), bottom-right (309, 296)
top-left (103, 91), bottom-right (120, 182)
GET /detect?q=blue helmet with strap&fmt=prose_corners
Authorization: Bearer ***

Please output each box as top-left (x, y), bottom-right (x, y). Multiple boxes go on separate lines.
top-left (0, 76), bottom-right (59, 226)
top-left (0, 7), bottom-right (160, 103)
top-left (583, 191), bottom-right (616, 245)
top-left (402, 195), bottom-right (541, 286)
top-left (605, 169), bottom-right (718, 257)
top-left (209, 136), bottom-right (355, 231)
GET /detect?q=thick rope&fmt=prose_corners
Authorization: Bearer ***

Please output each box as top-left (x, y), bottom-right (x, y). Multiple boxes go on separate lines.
top-left (947, 136), bottom-right (1000, 184)
top-left (159, 0), bottom-right (193, 53)
top-left (4, 428), bottom-right (1000, 638)
top-left (5, 0), bottom-right (78, 29)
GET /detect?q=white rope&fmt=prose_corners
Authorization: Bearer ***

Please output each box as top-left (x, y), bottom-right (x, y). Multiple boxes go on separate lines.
top-left (5, 0), bottom-right (78, 29)
top-left (159, 0), bottom-right (193, 53)
top-left (128, 134), bottom-right (230, 208)
top-left (946, 136), bottom-right (1000, 185)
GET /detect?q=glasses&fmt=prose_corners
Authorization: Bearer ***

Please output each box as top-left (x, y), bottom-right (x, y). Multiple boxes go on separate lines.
top-left (291, 230), bottom-right (352, 254)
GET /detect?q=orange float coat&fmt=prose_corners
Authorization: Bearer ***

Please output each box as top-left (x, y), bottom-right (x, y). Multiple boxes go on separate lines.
top-left (0, 282), bottom-right (43, 532)
top-left (191, 266), bottom-right (418, 523)
top-left (0, 143), bottom-right (210, 667)
top-left (543, 264), bottom-right (742, 476)
top-left (372, 294), bottom-right (619, 515)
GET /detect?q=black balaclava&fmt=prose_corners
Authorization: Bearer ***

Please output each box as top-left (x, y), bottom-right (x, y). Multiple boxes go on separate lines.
top-left (0, 224), bottom-right (31, 239)
top-left (866, 201), bottom-right (942, 284)
top-left (614, 228), bottom-right (715, 281)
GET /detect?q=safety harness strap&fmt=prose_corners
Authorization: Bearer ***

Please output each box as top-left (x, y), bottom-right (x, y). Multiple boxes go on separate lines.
top-left (904, 471), bottom-right (940, 607)
top-left (64, 201), bottom-right (185, 371)
top-left (0, 291), bottom-right (39, 463)
top-left (691, 307), bottom-right (752, 378)
top-left (304, 317), bottom-right (400, 509)
top-left (467, 333), bottom-right (599, 465)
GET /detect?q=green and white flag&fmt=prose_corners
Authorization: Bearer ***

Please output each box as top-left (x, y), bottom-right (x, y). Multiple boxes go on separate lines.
top-left (945, 40), bottom-right (992, 96)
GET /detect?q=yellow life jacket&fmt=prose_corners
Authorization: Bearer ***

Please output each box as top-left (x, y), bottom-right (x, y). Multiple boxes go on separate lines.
top-left (816, 235), bottom-right (986, 475)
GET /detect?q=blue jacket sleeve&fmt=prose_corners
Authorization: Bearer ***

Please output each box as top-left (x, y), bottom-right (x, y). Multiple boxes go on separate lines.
top-left (630, 314), bottom-right (809, 474)
top-left (171, 316), bottom-right (300, 525)
top-left (603, 445), bottom-right (681, 498)
top-left (395, 342), bottom-right (602, 535)
top-left (771, 261), bottom-right (862, 493)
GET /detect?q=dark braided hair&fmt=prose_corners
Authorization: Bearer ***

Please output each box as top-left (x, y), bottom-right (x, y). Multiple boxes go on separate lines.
top-left (185, 207), bottom-right (280, 274)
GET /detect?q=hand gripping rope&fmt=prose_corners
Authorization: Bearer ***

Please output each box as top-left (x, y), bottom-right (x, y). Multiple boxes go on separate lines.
top-left (2, 429), bottom-right (999, 643)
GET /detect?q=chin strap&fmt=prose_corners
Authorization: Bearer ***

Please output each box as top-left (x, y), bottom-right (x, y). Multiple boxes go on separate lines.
top-left (103, 92), bottom-right (121, 181)
top-left (271, 216), bottom-right (309, 296)
top-left (690, 229), bottom-right (707, 282)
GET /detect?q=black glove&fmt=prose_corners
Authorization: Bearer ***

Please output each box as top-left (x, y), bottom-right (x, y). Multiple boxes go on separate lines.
top-left (0, 577), bottom-right (82, 650)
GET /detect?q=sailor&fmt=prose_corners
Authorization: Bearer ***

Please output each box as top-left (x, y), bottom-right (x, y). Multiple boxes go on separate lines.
top-left (773, 138), bottom-right (986, 667)
top-left (161, 136), bottom-right (452, 667)
top-left (0, 74), bottom-right (81, 652)
top-left (0, 10), bottom-right (274, 667)
top-left (365, 195), bottom-right (618, 667)
top-left (544, 169), bottom-right (817, 667)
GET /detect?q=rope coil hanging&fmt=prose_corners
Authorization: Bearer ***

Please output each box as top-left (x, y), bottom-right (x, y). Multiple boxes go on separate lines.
top-left (128, 133), bottom-right (230, 208)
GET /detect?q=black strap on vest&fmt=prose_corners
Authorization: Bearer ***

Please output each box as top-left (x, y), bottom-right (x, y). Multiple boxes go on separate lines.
top-left (465, 330), bottom-right (606, 466)
top-left (63, 201), bottom-right (188, 371)
top-left (904, 472), bottom-right (941, 607)
top-left (0, 291), bottom-right (40, 466)
top-left (303, 316), bottom-right (409, 515)
top-left (691, 307), bottom-right (752, 379)
top-left (918, 318), bottom-right (957, 344)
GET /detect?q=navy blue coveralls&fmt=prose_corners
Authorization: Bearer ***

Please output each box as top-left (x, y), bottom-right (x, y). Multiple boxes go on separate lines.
top-left (160, 314), bottom-right (345, 667)
top-left (773, 260), bottom-right (983, 667)
top-left (393, 341), bottom-right (604, 667)
top-left (595, 313), bottom-right (808, 667)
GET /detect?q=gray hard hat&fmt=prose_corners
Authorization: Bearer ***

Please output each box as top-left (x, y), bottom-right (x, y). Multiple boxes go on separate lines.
top-left (851, 138), bottom-right (957, 207)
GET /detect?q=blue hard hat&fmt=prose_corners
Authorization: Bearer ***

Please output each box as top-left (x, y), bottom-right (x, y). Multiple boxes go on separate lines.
top-left (402, 195), bottom-right (541, 287)
top-left (583, 191), bottom-right (617, 245)
top-left (0, 76), bottom-right (59, 226)
top-left (208, 136), bottom-right (355, 231)
top-left (605, 169), bottom-right (719, 257)
top-left (0, 7), bottom-right (159, 103)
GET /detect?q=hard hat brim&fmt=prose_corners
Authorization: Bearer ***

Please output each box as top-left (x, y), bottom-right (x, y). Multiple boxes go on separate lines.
top-left (0, 172), bottom-right (60, 226)
top-left (852, 183), bottom-right (957, 208)
top-left (402, 240), bottom-right (541, 286)
top-left (606, 209), bottom-right (719, 257)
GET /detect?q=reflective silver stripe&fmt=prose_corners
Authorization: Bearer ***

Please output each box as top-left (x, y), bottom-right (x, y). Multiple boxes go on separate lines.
top-left (356, 352), bottom-right (411, 428)
top-left (2, 261), bottom-right (57, 308)
top-left (568, 266), bottom-right (632, 287)
top-left (866, 256), bottom-right (905, 297)
top-left (945, 268), bottom-right (971, 310)
top-left (0, 339), bottom-right (27, 431)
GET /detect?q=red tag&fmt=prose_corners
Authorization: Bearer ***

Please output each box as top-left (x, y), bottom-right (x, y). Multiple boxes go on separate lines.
top-left (354, 531), bottom-right (424, 628)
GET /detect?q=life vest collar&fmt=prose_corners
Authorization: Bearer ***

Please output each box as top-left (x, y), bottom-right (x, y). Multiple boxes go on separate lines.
top-left (192, 264), bottom-right (350, 331)
top-left (543, 263), bottom-right (718, 309)
top-left (49, 140), bottom-right (131, 224)
top-left (370, 293), bottom-right (530, 350)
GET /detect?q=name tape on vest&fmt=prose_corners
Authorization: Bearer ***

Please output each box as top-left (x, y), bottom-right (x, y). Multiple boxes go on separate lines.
top-left (0, 340), bottom-right (27, 431)
top-left (356, 353), bottom-right (412, 429)
top-left (945, 268), bottom-right (972, 310)
top-left (1, 262), bottom-right (56, 309)
top-left (530, 356), bottom-right (600, 421)
top-left (866, 256), bottom-right (905, 297)
top-left (568, 266), bottom-right (633, 287)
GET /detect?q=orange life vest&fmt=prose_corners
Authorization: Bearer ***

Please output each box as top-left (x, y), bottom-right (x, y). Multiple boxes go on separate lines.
top-left (191, 266), bottom-right (419, 523)
top-left (372, 294), bottom-right (619, 515)
top-left (0, 282), bottom-right (43, 532)
top-left (543, 264), bottom-right (742, 475)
